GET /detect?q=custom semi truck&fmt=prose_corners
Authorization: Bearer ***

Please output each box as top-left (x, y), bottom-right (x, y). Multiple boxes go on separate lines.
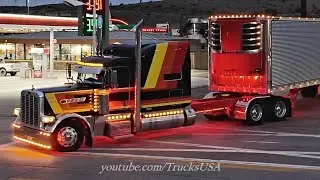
top-left (12, 40), bottom-right (196, 152)
top-left (11, 15), bottom-right (320, 151)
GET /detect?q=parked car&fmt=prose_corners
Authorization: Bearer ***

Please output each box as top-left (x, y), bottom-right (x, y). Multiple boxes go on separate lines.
top-left (0, 60), bottom-right (19, 76)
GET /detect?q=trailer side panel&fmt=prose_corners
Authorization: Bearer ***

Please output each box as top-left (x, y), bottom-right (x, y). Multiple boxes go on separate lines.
top-left (271, 20), bottom-right (320, 88)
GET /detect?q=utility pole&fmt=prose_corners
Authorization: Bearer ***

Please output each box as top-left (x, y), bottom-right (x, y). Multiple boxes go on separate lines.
top-left (179, 8), bottom-right (184, 37)
top-left (26, 0), bottom-right (30, 14)
top-left (92, 3), bottom-right (97, 56)
top-left (301, 0), bottom-right (307, 17)
top-left (101, 0), bottom-right (110, 51)
top-left (133, 19), bottom-right (144, 133)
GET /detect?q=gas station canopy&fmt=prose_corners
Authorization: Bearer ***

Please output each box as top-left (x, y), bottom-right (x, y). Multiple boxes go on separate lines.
top-left (0, 13), bottom-right (78, 33)
top-left (0, 13), bottom-right (168, 34)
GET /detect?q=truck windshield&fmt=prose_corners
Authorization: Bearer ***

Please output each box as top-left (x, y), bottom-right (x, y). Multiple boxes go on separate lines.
top-left (76, 73), bottom-right (101, 84)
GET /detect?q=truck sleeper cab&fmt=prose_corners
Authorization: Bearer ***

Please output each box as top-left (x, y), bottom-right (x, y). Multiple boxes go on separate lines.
top-left (12, 41), bottom-right (196, 152)
top-left (192, 15), bottom-right (320, 125)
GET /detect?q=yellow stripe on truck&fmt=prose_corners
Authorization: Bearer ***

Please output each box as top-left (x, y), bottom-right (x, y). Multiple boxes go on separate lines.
top-left (141, 100), bottom-right (192, 108)
top-left (45, 93), bottom-right (62, 114)
top-left (144, 42), bottom-right (168, 89)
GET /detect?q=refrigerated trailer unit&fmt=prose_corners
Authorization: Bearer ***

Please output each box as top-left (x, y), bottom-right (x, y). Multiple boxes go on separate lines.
top-left (192, 15), bottom-right (320, 124)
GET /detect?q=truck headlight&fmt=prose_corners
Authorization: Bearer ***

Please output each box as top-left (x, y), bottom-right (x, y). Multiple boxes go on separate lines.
top-left (41, 116), bottom-right (55, 123)
top-left (12, 108), bottom-right (20, 116)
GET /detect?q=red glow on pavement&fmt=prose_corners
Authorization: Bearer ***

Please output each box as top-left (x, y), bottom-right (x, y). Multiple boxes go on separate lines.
top-left (80, 117), bottom-right (241, 148)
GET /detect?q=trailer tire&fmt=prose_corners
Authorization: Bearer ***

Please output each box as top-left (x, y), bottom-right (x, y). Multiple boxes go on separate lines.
top-left (245, 100), bottom-right (266, 125)
top-left (52, 120), bottom-right (84, 152)
top-left (0, 68), bottom-right (7, 76)
top-left (270, 97), bottom-right (290, 122)
top-left (300, 85), bottom-right (318, 98)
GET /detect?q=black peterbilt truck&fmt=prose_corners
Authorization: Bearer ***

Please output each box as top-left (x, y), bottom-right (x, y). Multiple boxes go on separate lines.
top-left (12, 41), bottom-right (196, 152)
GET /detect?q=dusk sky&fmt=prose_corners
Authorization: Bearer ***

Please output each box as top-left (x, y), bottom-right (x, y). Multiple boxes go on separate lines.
top-left (0, 0), bottom-right (161, 6)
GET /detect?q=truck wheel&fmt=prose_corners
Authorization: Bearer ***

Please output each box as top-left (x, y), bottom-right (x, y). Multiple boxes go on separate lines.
top-left (245, 100), bottom-right (265, 125)
top-left (52, 121), bottom-right (84, 152)
top-left (300, 85), bottom-right (318, 98)
top-left (271, 98), bottom-right (290, 121)
top-left (10, 72), bottom-right (17, 76)
top-left (0, 68), bottom-right (6, 76)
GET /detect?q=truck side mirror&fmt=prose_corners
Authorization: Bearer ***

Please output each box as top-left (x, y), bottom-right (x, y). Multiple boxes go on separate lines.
top-left (109, 69), bottom-right (118, 88)
top-left (67, 64), bottom-right (72, 79)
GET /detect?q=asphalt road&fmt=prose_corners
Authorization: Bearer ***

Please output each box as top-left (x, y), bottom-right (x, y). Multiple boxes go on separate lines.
top-left (1, 72), bottom-right (320, 180)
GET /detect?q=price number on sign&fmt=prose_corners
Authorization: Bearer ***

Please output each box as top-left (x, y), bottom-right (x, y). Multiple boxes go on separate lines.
top-left (85, 0), bottom-right (103, 12)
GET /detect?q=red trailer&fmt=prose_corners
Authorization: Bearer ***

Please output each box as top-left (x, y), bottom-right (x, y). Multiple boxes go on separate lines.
top-left (192, 14), bottom-right (320, 125)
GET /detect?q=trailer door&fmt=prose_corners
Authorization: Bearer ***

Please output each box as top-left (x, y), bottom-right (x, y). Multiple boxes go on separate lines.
top-left (209, 18), bottom-right (267, 94)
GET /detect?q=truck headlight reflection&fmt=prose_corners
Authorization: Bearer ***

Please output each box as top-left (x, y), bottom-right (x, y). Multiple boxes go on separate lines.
top-left (41, 116), bottom-right (55, 123)
top-left (12, 108), bottom-right (20, 116)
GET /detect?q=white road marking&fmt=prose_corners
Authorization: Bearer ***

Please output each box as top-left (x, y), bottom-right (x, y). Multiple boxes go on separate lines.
top-left (195, 125), bottom-right (320, 138)
top-left (244, 141), bottom-right (279, 144)
top-left (79, 147), bottom-right (320, 160)
top-left (193, 133), bottom-right (273, 136)
top-left (276, 132), bottom-right (320, 138)
top-left (70, 151), bottom-right (320, 171)
top-left (194, 125), bottom-right (280, 134)
top-left (145, 140), bottom-right (240, 150)
top-left (141, 140), bottom-right (320, 160)
top-left (0, 141), bottom-right (17, 149)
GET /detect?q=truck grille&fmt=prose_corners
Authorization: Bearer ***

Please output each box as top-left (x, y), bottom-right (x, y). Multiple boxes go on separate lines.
top-left (20, 91), bottom-right (41, 127)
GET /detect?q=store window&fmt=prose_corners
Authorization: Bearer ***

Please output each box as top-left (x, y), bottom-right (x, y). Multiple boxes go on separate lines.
top-left (16, 44), bottom-right (25, 60)
top-left (54, 44), bottom-right (59, 60)
top-left (0, 43), bottom-right (6, 60)
top-left (71, 44), bottom-right (81, 61)
top-left (26, 44), bottom-right (34, 60)
top-left (6, 43), bottom-right (15, 60)
top-left (81, 44), bottom-right (92, 58)
top-left (61, 44), bottom-right (71, 60)
top-left (0, 43), bottom-right (16, 60)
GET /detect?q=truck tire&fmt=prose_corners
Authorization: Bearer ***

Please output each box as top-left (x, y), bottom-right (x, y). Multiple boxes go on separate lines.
top-left (245, 100), bottom-right (266, 125)
top-left (52, 120), bottom-right (84, 152)
top-left (0, 68), bottom-right (6, 76)
top-left (300, 85), bottom-right (318, 98)
top-left (10, 72), bottom-right (17, 76)
top-left (270, 97), bottom-right (290, 121)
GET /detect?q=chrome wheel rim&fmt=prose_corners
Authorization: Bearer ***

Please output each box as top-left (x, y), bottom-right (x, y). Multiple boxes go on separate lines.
top-left (250, 104), bottom-right (263, 121)
top-left (274, 101), bottom-right (287, 118)
top-left (57, 127), bottom-right (78, 147)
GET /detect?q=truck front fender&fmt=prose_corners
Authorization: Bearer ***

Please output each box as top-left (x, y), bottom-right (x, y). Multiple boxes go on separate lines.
top-left (44, 113), bottom-right (94, 137)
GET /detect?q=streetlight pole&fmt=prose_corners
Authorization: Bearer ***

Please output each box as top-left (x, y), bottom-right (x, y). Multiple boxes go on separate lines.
top-left (301, 0), bottom-right (307, 17)
top-left (133, 19), bottom-right (143, 133)
top-left (26, 0), bottom-right (30, 14)
top-left (92, 3), bottom-right (97, 56)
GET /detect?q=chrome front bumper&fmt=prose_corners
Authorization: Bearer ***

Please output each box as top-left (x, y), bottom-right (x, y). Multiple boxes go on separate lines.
top-left (12, 117), bottom-right (52, 149)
